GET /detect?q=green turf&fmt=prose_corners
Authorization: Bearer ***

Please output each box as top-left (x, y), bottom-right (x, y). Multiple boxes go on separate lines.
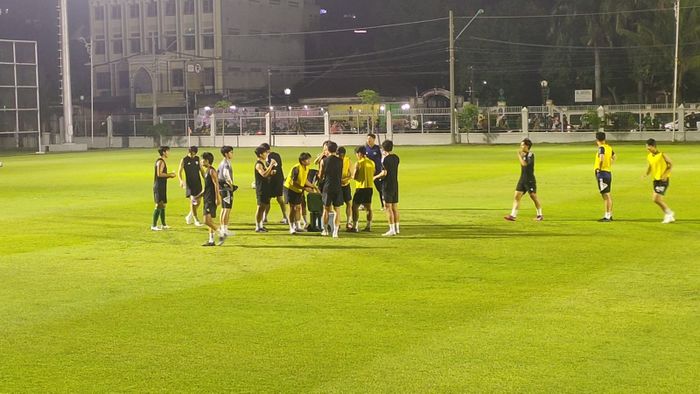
top-left (0, 144), bottom-right (698, 392)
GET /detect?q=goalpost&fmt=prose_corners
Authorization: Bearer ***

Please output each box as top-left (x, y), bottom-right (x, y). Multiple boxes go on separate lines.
top-left (0, 39), bottom-right (42, 153)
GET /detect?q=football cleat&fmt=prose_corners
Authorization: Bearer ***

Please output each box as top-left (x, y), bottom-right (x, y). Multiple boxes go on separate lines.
top-left (534, 215), bottom-right (544, 221)
top-left (504, 215), bottom-right (516, 221)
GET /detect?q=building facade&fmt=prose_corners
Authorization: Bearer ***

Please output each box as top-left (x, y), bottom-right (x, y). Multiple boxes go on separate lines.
top-left (89, 0), bottom-right (319, 109)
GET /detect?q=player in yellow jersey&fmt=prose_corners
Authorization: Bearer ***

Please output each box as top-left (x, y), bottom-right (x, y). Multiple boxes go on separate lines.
top-left (349, 146), bottom-right (376, 232)
top-left (643, 139), bottom-right (675, 223)
top-left (595, 132), bottom-right (616, 222)
top-left (337, 146), bottom-right (354, 230)
top-left (283, 152), bottom-right (318, 234)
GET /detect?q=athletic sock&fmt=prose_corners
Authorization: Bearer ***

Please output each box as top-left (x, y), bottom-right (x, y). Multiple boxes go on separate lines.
top-left (152, 209), bottom-right (161, 227)
top-left (511, 209), bottom-right (518, 217)
top-left (395, 222), bottom-right (400, 233)
top-left (160, 208), bottom-right (166, 226)
top-left (536, 208), bottom-right (542, 216)
top-left (390, 224), bottom-right (396, 233)
top-left (353, 221), bottom-right (358, 229)
top-left (366, 220), bottom-right (372, 229)
top-left (209, 233), bottom-right (214, 243)
top-left (605, 212), bottom-right (612, 219)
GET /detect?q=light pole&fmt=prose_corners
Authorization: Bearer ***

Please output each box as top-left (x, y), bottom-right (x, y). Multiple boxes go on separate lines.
top-left (284, 88), bottom-right (291, 110)
top-left (671, 0), bottom-right (680, 142)
top-left (78, 37), bottom-right (94, 143)
top-left (59, 0), bottom-right (74, 143)
top-left (540, 80), bottom-right (549, 106)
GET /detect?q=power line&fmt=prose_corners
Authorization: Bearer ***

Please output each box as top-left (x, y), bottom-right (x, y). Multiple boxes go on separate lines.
top-left (461, 5), bottom-right (700, 20)
top-left (468, 36), bottom-right (700, 50)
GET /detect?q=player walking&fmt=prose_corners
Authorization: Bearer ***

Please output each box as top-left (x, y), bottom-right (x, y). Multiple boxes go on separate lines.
top-left (595, 132), bottom-right (616, 222)
top-left (504, 138), bottom-right (543, 221)
top-left (644, 139), bottom-right (675, 223)
top-left (177, 146), bottom-right (204, 227)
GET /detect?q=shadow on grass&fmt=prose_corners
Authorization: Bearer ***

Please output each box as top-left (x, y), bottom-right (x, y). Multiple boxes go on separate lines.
top-left (401, 207), bottom-right (503, 212)
top-left (238, 244), bottom-right (384, 250)
top-left (382, 224), bottom-right (578, 240)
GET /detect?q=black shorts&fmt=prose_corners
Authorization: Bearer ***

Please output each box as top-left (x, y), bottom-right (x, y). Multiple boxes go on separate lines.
top-left (220, 189), bottom-right (233, 209)
top-left (284, 187), bottom-right (304, 205)
top-left (383, 187), bottom-right (399, 204)
top-left (516, 178), bottom-right (537, 193)
top-left (322, 189), bottom-right (344, 207)
top-left (653, 180), bottom-right (670, 196)
top-left (596, 171), bottom-right (612, 194)
top-left (256, 191), bottom-right (271, 205)
top-left (353, 188), bottom-right (373, 205)
top-left (185, 182), bottom-right (202, 198)
top-left (269, 176), bottom-right (284, 197)
top-left (153, 185), bottom-right (167, 204)
top-left (203, 199), bottom-right (217, 217)
top-left (341, 185), bottom-right (352, 203)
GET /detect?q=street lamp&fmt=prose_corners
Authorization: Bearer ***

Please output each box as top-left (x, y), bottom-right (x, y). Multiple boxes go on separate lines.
top-left (401, 103), bottom-right (410, 111)
top-left (78, 37), bottom-right (94, 143)
top-left (284, 88), bottom-right (291, 111)
top-left (540, 80), bottom-right (549, 106)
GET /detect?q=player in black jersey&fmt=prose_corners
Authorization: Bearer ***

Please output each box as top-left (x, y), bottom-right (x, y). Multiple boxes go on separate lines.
top-left (201, 152), bottom-right (226, 246)
top-left (374, 140), bottom-right (400, 236)
top-left (177, 146), bottom-right (204, 227)
top-left (151, 146), bottom-right (176, 231)
top-left (218, 146), bottom-right (235, 237)
top-left (254, 146), bottom-right (278, 232)
top-left (319, 141), bottom-right (344, 238)
top-left (504, 138), bottom-right (543, 221)
top-left (260, 143), bottom-right (288, 225)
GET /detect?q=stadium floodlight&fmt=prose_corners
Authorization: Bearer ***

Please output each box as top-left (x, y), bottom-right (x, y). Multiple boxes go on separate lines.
top-left (230, 105), bottom-right (237, 111)
top-left (380, 105), bottom-right (386, 112)
top-left (204, 106), bottom-right (212, 112)
top-left (401, 104), bottom-right (410, 111)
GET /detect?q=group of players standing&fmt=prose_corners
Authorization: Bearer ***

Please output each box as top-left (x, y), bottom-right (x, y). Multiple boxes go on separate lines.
top-left (503, 132), bottom-right (675, 224)
top-left (151, 134), bottom-right (400, 246)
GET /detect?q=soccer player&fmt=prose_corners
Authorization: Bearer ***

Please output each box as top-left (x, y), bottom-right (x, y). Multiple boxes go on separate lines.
top-left (504, 138), bottom-right (543, 221)
top-left (260, 143), bottom-right (288, 225)
top-left (350, 146), bottom-right (376, 232)
top-left (201, 152), bottom-right (226, 246)
top-left (151, 146), bottom-right (176, 231)
top-left (218, 146), bottom-right (235, 236)
top-left (283, 152), bottom-right (318, 234)
top-left (177, 146), bottom-right (204, 227)
top-left (318, 141), bottom-right (343, 238)
top-left (254, 146), bottom-right (277, 232)
top-left (595, 131), bottom-right (616, 222)
top-left (338, 146), bottom-right (354, 230)
top-left (374, 140), bottom-right (400, 236)
top-left (644, 138), bottom-right (675, 223)
top-left (365, 133), bottom-right (384, 209)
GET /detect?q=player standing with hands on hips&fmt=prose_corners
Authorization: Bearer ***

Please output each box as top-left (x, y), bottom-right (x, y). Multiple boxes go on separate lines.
top-left (504, 138), bottom-right (543, 221)
top-left (151, 146), bottom-right (176, 231)
top-left (643, 138), bottom-right (675, 223)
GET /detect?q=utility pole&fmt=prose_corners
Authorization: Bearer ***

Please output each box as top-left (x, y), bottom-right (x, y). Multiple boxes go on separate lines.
top-left (449, 11), bottom-right (456, 144)
top-left (449, 9), bottom-right (484, 145)
top-left (152, 35), bottom-right (158, 125)
top-left (267, 67), bottom-right (272, 109)
top-left (59, 0), bottom-right (74, 143)
top-left (671, 0), bottom-right (680, 142)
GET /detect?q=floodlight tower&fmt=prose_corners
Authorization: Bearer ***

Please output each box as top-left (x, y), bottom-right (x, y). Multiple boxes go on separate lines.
top-left (58, 0), bottom-right (74, 143)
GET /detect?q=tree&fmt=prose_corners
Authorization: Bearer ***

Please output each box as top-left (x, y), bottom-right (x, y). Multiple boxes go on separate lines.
top-left (357, 89), bottom-right (381, 132)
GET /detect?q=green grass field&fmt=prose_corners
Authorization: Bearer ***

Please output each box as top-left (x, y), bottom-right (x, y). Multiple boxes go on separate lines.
top-left (1, 143), bottom-right (698, 392)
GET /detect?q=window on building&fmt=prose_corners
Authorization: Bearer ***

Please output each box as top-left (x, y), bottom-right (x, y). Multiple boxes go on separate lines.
top-left (184, 0), bottom-right (195, 15)
top-left (288, 0), bottom-right (299, 7)
top-left (203, 0), bottom-right (214, 13)
top-left (118, 71), bottom-right (130, 89)
top-left (129, 4), bottom-right (139, 18)
top-left (94, 6), bottom-right (104, 21)
top-left (165, 0), bottom-right (175, 16)
top-left (94, 40), bottom-right (106, 55)
top-left (228, 28), bottom-right (240, 35)
top-left (96, 72), bottom-right (110, 90)
top-left (146, 1), bottom-right (157, 17)
top-left (111, 5), bottom-right (121, 19)
top-left (202, 34), bottom-right (214, 50)
top-left (171, 69), bottom-right (184, 88)
top-left (130, 38), bottom-right (141, 54)
top-left (112, 39), bottom-right (123, 55)
top-left (203, 67), bottom-right (214, 87)
top-left (146, 33), bottom-right (159, 53)
top-left (184, 35), bottom-right (196, 51)
top-left (164, 35), bottom-right (177, 51)
top-left (270, 0), bottom-right (281, 5)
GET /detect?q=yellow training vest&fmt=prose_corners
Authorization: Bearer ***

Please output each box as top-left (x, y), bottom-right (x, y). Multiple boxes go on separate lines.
top-left (647, 152), bottom-right (669, 180)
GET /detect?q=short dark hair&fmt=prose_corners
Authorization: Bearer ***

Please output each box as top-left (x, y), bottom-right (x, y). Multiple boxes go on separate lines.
top-left (322, 140), bottom-right (332, 148)
top-left (202, 152), bottom-right (214, 164)
top-left (220, 145), bottom-right (233, 155)
top-left (189, 146), bottom-right (199, 154)
top-left (355, 145), bottom-right (366, 155)
top-left (260, 143), bottom-right (271, 151)
top-left (327, 141), bottom-right (338, 153)
top-left (596, 131), bottom-right (606, 142)
top-left (254, 146), bottom-right (267, 157)
top-left (381, 140), bottom-right (394, 152)
top-left (298, 152), bottom-right (312, 163)
top-left (367, 133), bottom-right (377, 139)
top-left (158, 146), bottom-right (170, 156)
top-left (522, 138), bottom-right (533, 148)
top-left (338, 146), bottom-right (347, 156)
top-left (646, 138), bottom-right (657, 147)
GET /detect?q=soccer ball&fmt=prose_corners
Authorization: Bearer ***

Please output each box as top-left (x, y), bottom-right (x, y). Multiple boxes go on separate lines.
top-left (251, 181), bottom-right (256, 189)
